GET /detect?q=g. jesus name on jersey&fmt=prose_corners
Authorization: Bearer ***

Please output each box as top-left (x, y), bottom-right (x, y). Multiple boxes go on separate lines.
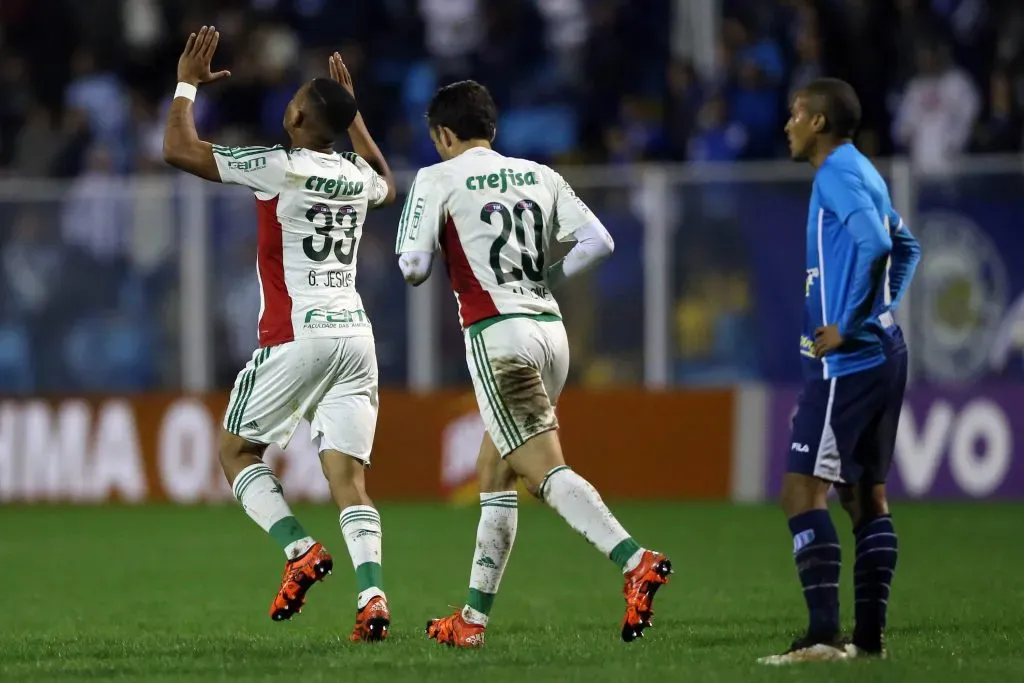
top-left (394, 147), bottom-right (594, 327)
top-left (214, 145), bottom-right (389, 346)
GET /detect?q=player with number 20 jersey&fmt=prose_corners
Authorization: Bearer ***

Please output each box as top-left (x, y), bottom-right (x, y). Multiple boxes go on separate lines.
top-left (164, 33), bottom-right (396, 643)
top-left (397, 149), bottom-right (589, 328)
top-left (397, 80), bottom-right (673, 648)
top-left (397, 149), bottom-right (590, 455)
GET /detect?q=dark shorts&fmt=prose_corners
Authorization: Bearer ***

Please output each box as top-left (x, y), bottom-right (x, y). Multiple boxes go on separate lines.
top-left (787, 351), bottom-right (908, 485)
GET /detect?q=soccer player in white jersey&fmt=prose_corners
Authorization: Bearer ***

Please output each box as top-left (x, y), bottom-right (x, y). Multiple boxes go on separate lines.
top-left (163, 28), bottom-right (397, 641)
top-left (396, 81), bottom-right (673, 646)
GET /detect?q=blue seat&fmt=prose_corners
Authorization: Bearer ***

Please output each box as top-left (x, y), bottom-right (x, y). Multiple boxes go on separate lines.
top-left (104, 319), bottom-right (154, 390)
top-left (401, 61), bottom-right (437, 118)
top-left (0, 324), bottom-right (34, 393)
top-left (64, 316), bottom-right (155, 391)
top-left (64, 318), bottom-right (106, 389)
top-left (497, 107), bottom-right (577, 157)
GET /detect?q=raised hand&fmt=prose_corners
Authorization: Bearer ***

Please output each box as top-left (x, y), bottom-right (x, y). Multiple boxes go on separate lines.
top-left (329, 51), bottom-right (355, 98)
top-left (178, 26), bottom-right (232, 86)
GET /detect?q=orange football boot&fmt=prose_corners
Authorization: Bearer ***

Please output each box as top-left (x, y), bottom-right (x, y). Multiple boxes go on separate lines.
top-left (349, 595), bottom-right (391, 642)
top-left (269, 542), bottom-right (333, 621)
top-left (621, 549), bottom-right (672, 642)
top-left (425, 608), bottom-right (486, 648)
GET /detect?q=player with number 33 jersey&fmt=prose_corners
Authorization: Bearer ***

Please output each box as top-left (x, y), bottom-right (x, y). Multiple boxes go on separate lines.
top-left (163, 30), bottom-right (397, 643)
top-left (214, 145), bottom-right (389, 346)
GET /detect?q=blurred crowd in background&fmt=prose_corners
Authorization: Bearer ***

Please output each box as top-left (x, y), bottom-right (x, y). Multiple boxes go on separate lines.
top-left (2, 0), bottom-right (1023, 177)
top-left (0, 0), bottom-right (1023, 392)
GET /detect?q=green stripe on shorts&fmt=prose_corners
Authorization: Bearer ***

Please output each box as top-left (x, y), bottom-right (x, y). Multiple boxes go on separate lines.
top-left (477, 337), bottom-right (524, 448)
top-left (470, 335), bottom-right (517, 449)
top-left (226, 348), bottom-right (271, 434)
top-left (225, 370), bottom-right (253, 435)
top-left (471, 335), bottom-right (523, 451)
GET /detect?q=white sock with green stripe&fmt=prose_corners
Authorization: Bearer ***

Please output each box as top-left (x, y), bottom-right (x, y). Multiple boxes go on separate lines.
top-left (339, 506), bottom-right (385, 609)
top-left (539, 466), bottom-right (645, 573)
top-left (462, 491), bottom-right (518, 627)
top-left (231, 463), bottom-right (315, 560)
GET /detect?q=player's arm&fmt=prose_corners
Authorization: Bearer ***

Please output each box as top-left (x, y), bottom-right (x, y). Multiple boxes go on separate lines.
top-left (885, 209), bottom-right (922, 312)
top-left (546, 220), bottom-right (614, 290)
top-left (329, 52), bottom-right (396, 207)
top-left (821, 166), bottom-right (893, 339)
top-left (546, 170), bottom-right (614, 290)
top-left (162, 26), bottom-right (231, 182)
top-left (396, 168), bottom-right (445, 286)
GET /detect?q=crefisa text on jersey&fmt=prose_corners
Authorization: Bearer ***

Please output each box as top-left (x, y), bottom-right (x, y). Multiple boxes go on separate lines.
top-left (297, 172), bottom-right (366, 200)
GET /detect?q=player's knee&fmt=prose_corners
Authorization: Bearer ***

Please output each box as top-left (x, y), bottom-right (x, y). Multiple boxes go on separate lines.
top-left (488, 468), bottom-right (519, 493)
top-left (505, 431), bottom-right (564, 491)
top-left (478, 457), bottom-right (517, 494)
top-left (835, 485), bottom-right (861, 525)
top-left (320, 450), bottom-right (370, 507)
top-left (475, 452), bottom-right (498, 490)
top-left (780, 472), bottom-right (829, 517)
top-left (865, 483), bottom-right (889, 519)
top-left (331, 478), bottom-right (368, 508)
top-left (515, 468), bottom-right (550, 497)
top-left (218, 430), bottom-right (261, 471)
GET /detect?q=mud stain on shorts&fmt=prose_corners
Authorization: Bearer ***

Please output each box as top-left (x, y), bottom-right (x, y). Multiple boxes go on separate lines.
top-left (489, 357), bottom-right (558, 437)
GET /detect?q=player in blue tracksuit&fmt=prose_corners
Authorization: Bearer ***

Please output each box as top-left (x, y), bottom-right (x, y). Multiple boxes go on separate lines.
top-left (760, 79), bottom-right (922, 665)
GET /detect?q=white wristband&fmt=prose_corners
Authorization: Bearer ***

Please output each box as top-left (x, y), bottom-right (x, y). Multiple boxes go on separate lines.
top-left (174, 82), bottom-right (198, 101)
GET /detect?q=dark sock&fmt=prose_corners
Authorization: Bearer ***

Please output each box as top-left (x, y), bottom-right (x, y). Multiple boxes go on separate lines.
top-left (788, 509), bottom-right (841, 640)
top-left (853, 515), bottom-right (898, 650)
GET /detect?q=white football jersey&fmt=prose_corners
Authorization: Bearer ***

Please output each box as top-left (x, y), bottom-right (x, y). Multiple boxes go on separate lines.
top-left (394, 147), bottom-right (594, 327)
top-left (214, 145), bottom-right (389, 347)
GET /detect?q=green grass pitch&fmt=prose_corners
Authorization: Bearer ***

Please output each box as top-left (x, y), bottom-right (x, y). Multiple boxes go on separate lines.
top-left (2, 502), bottom-right (1022, 682)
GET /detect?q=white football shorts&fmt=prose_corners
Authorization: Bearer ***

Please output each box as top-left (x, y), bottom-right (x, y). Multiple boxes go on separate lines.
top-left (465, 315), bottom-right (569, 457)
top-left (223, 336), bottom-right (379, 462)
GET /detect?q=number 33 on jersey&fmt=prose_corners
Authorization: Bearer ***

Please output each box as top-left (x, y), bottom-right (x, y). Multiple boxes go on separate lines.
top-left (213, 145), bottom-right (390, 345)
top-left (394, 147), bottom-right (594, 327)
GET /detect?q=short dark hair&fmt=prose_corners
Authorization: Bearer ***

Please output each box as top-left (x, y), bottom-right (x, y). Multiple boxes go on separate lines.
top-left (802, 78), bottom-right (861, 139)
top-left (307, 78), bottom-right (358, 138)
top-left (426, 80), bottom-right (497, 142)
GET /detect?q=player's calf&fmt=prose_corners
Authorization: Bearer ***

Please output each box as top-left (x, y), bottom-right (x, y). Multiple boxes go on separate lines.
top-left (760, 475), bottom-right (847, 663)
top-left (426, 434), bottom-right (518, 646)
top-left (851, 514), bottom-right (897, 654)
top-left (221, 432), bottom-right (329, 619)
top-left (779, 473), bottom-right (842, 640)
top-left (225, 443), bottom-right (318, 563)
top-left (507, 433), bottom-right (672, 641)
top-left (461, 436), bottom-right (519, 627)
top-left (321, 449), bottom-right (389, 640)
top-left (838, 482), bottom-right (897, 656)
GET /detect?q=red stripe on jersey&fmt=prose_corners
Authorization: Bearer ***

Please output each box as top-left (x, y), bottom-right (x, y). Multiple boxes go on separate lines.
top-left (440, 213), bottom-right (499, 327)
top-left (255, 196), bottom-right (295, 346)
